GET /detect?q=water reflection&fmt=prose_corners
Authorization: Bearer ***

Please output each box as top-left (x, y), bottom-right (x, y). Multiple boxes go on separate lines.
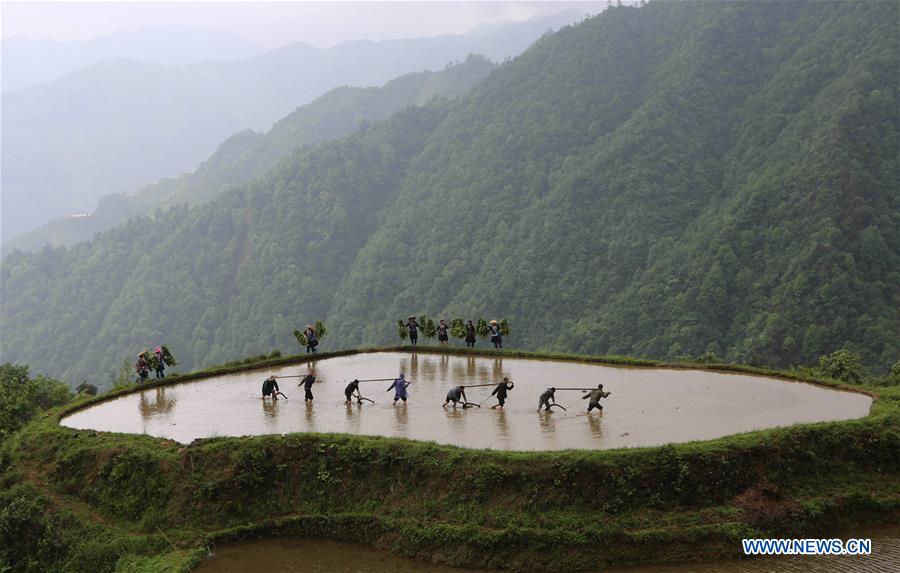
top-left (494, 408), bottom-right (509, 442)
top-left (438, 354), bottom-right (450, 382)
top-left (138, 388), bottom-right (176, 419)
top-left (587, 413), bottom-right (602, 439)
top-left (537, 410), bottom-right (557, 435)
top-left (392, 402), bottom-right (409, 431)
top-left (344, 403), bottom-right (361, 434)
top-left (304, 401), bottom-right (315, 431)
top-left (492, 357), bottom-right (504, 380)
top-left (409, 352), bottom-right (419, 379)
top-left (261, 398), bottom-right (279, 420)
top-left (420, 355), bottom-right (436, 385)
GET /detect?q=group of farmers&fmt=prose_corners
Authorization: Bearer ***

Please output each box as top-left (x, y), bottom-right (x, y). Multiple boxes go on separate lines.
top-left (262, 371), bottom-right (612, 413)
top-left (405, 317), bottom-right (504, 350)
top-left (134, 346), bottom-right (175, 383)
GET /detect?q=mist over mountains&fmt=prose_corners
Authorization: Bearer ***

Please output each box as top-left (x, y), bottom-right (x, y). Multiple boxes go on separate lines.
top-left (3, 55), bottom-right (496, 255)
top-left (0, 1), bottom-right (897, 387)
top-left (0, 10), bottom-right (585, 242)
top-left (1, 27), bottom-right (265, 91)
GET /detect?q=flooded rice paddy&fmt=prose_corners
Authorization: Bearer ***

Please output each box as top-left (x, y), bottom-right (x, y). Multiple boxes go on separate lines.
top-left (61, 352), bottom-right (872, 450)
top-left (193, 526), bottom-right (900, 573)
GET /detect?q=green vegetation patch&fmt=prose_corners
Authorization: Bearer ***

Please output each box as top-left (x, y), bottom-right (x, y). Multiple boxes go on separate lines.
top-left (3, 348), bottom-right (898, 572)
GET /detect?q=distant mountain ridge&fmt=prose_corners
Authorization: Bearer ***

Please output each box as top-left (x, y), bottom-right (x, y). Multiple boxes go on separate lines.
top-left (2, 55), bottom-right (495, 254)
top-left (0, 10), bottom-right (586, 242)
top-left (1, 1), bottom-right (896, 387)
top-left (1, 27), bottom-right (265, 91)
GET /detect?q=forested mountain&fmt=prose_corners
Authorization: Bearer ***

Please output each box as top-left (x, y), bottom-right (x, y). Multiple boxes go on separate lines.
top-left (0, 11), bottom-right (583, 242)
top-left (1, 1), bottom-right (897, 387)
top-left (3, 56), bottom-right (495, 254)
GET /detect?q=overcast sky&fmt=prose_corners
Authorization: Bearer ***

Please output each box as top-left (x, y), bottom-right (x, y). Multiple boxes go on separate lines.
top-left (2, 1), bottom-right (603, 49)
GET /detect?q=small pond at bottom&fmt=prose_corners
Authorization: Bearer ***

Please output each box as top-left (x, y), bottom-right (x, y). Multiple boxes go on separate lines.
top-left (194, 526), bottom-right (900, 572)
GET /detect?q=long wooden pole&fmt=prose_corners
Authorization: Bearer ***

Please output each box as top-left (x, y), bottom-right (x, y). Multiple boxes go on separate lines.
top-left (552, 387), bottom-right (598, 391)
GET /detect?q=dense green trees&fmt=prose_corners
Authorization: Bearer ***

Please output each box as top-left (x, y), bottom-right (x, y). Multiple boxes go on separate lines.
top-left (1, 1), bottom-right (897, 388)
top-left (0, 364), bottom-right (72, 439)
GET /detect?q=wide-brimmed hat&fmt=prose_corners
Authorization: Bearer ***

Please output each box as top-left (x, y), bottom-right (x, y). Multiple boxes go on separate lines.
top-left (408, 315), bottom-right (417, 320)
top-left (267, 375), bottom-right (277, 381)
top-left (489, 319), bottom-right (498, 325)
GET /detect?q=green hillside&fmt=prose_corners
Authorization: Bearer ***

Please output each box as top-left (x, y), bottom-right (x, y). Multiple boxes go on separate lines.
top-left (1, 1), bottom-right (897, 386)
top-left (3, 55), bottom-right (494, 254)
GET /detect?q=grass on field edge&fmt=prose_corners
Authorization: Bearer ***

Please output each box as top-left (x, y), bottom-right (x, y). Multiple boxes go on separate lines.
top-left (2, 346), bottom-right (897, 573)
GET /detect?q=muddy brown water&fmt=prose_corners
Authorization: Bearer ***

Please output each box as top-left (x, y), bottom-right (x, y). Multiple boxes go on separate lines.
top-left (61, 352), bottom-right (872, 450)
top-left (194, 527), bottom-right (900, 573)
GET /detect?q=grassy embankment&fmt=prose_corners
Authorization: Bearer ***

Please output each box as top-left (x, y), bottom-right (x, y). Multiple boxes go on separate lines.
top-left (2, 346), bottom-right (898, 572)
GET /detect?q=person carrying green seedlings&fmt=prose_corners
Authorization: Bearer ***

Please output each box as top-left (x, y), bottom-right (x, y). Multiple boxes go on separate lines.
top-left (582, 384), bottom-right (611, 413)
top-left (465, 320), bottom-right (476, 348)
top-left (301, 370), bottom-right (317, 401)
top-left (135, 353), bottom-right (149, 383)
top-left (538, 387), bottom-right (557, 411)
top-left (444, 385), bottom-right (468, 408)
top-left (345, 379), bottom-right (361, 404)
top-left (488, 320), bottom-right (503, 349)
top-left (437, 319), bottom-right (449, 346)
top-left (304, 325), bottom-right (318, 354)
top-left (490, 376), bottom-right (514, 409)
top-left (153, 346), bottom-right (166, 379)
top-left (262, 375), bottom-right (281, 399)
top-left (406, 316), bottom-right (420, 346)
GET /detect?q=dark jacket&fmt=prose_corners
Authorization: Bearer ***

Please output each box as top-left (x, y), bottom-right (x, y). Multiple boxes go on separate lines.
top-left (262, 378), bottom-right (280, 395)
top-left (492, 382), bottom-right (513, 399)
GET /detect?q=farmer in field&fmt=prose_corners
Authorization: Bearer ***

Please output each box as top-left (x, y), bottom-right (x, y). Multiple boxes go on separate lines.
top-left (135, 353), bottom-right (149, 383)
top-left (490, 376), bottom-right (514, 409)
top-left (262, 375), bottom-right (280, 399)
top-left (406, 316), bottom-right (420, 346)
top-left (465, 320), bottom-right (476, 348)
top-left (345, 379), bottom-right (361, 404)
top-left (437, 319), bottom-right (449, 346)
top-left (387, 373), bottom-right (410, 404)
top-left (489, 319), bottom-right (502, 349)
top-left (305, 325), bottom-right (318, 354)
top-left (301, 370), bottom-right (317, 401)
top-left (582, 384), bottom-right (611, 413)
top-left (538, 387), bottom-right (557, 411)
top-left (153, 346), bottom-right (165, 379)
top-left (444, 385), bottom-right (468, 408)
